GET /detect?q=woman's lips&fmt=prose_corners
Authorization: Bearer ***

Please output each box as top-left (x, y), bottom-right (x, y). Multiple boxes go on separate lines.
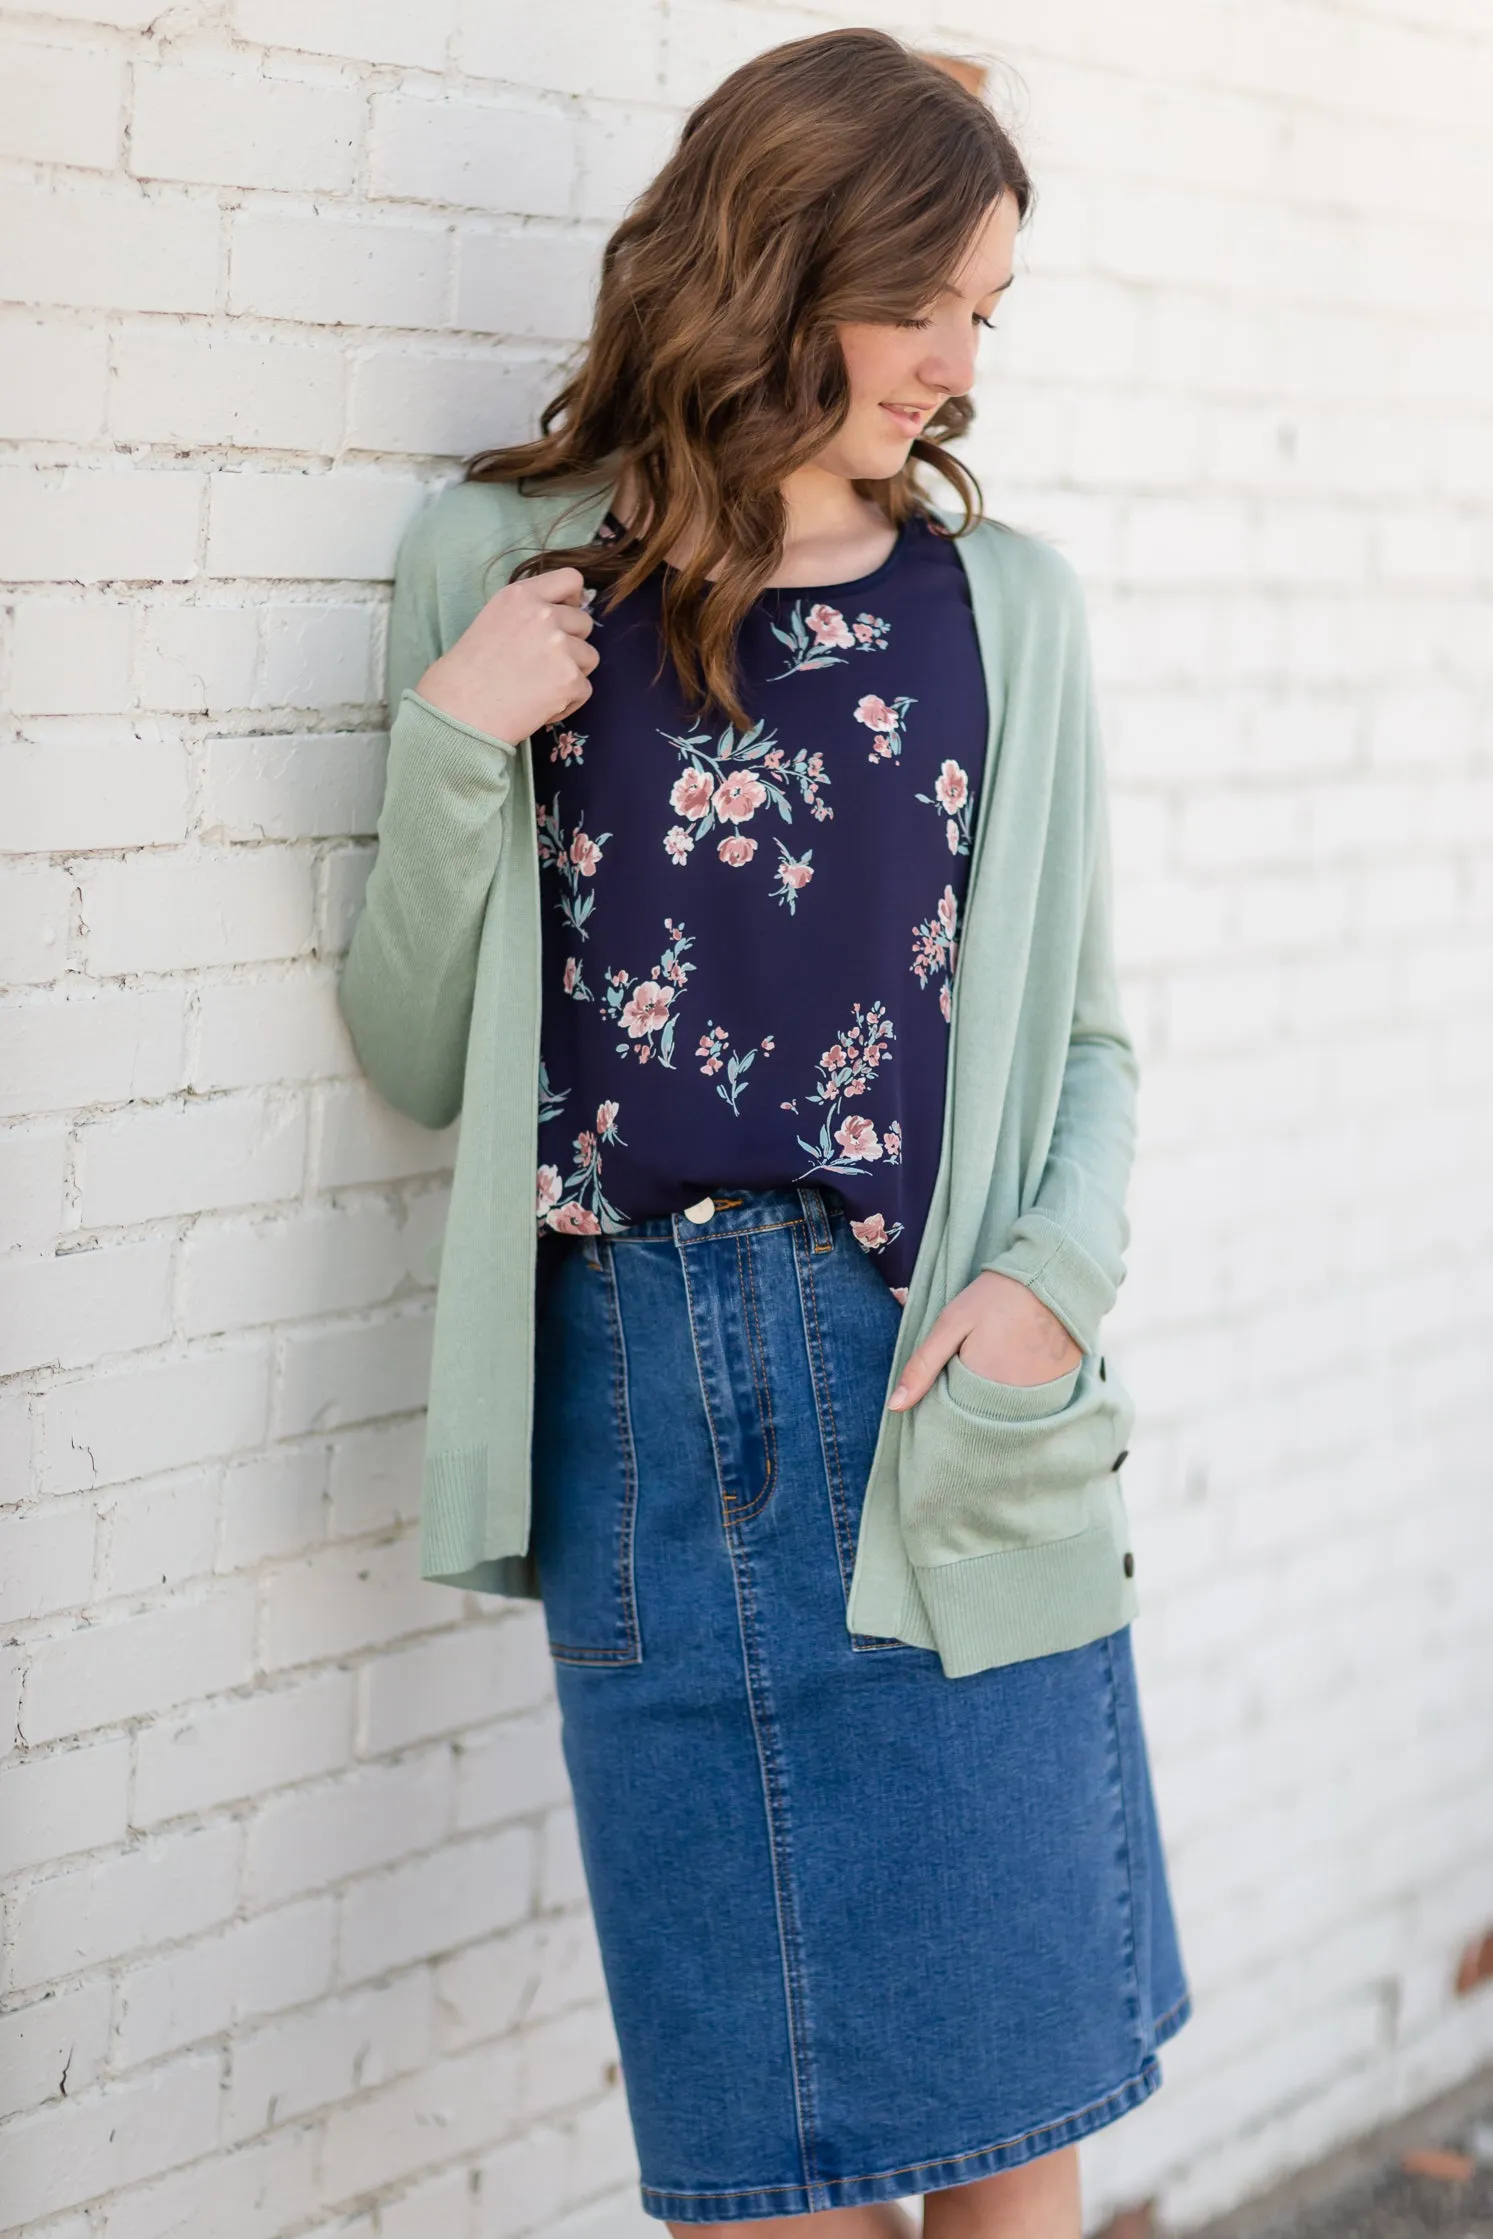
top-left (880, 403), bottom-right (927, 435)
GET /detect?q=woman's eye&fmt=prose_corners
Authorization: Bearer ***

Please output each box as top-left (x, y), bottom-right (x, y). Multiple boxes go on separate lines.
top-left (895, 316), bottom-right (934, 330)
top-left (975, 314), bottom-right (998, 331)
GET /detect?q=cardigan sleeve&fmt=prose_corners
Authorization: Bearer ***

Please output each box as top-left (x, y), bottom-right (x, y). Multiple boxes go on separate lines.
top-left (979, 586), bottom-right (1139, 1359)
top-left (337, 502), bottom-right (520, 1130)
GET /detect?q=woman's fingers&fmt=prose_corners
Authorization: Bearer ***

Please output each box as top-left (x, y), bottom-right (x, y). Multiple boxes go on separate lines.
top-left (886, 1305), bottom-right (970, 1411)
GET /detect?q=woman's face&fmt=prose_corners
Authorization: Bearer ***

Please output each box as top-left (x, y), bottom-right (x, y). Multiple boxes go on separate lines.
top-left (825, 191), bottom-right (1020, 483)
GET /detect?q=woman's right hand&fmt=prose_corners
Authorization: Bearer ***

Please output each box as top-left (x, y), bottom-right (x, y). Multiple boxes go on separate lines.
top-left (414, 566), bottom-right (599, 743)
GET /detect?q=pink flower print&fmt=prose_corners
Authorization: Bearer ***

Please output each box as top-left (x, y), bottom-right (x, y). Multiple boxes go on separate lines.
top-left (835, 1114), bottom-right (883, 1163)
top-left (663, 825), bottom-right (695, 865)
top-left (549, 729), bottom-right (585, 764)
top-left (712, 769), bottom-right (767, 825)
top-left (939, 983), bottom-right (952, 1021)
top-left (569, 830), bottom-right (603, 876)
top-left (851, 1212), bottom-right (890, 1250)
top-left (937, 884), bottom-right (958, 934)
top-left (883, 1121), bottom-right (903, 1160)
top-left (822, 1043), bottom-right (846, 1070)
top-left (563, 957), bottom-right (580, 994)
top-left (574, 1129), bottom-right (596, 1169)
top-left (946, 818), bottom-right (960, 854)
top-left (696, 1029), bottom-right (725, 1076)
top-left (805, 602), bottom-right (855, 649)
top-left (890, 1285), bottom-right (909, 1306)
top-left (780, 859), bottom-right (812, 892)
top-left (536, 1165), bottom-right (562, 1217)
top-left (760, 1035), bottom-right (775, 1052)
top-left (595, 1100), bottom-right (619, 1133)
top-left (717, 834), bottom-right (758, 868)
top-left (934, 760), bottom-right (968, 813)
top-left (854, 694), bottom-right (897, 736)
top-left (549, 1201), bottom-right (601, 1235)
top-left (852, 620), bottom-right (876, 643)
top-left (670, 769), bottom-right (714, 822)
top-left (620, 980), bottom-right (672, 1039)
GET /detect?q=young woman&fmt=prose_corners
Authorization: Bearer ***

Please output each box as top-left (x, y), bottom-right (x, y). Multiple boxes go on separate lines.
top-left (341, 29), bottom-right (1191, 2238)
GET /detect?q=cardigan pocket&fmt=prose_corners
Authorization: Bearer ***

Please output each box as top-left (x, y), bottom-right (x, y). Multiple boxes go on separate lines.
top-left (898, 1353), bottom-right (1133, 1568)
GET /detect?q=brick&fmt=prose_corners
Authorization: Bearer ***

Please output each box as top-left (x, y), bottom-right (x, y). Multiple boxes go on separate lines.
top-left (0, 1735), bottom-right (128, 1877)
top-left (3, 0), bottom-right (160, 21)
top-left (192, 971), bottom-right (354, 1093)
top-left (318, 2035), bottom-right (522, 2204)
top-left (0, 987), bottom-right (185, 1120)
top-left (8, 597), bottom-right (132, 714)
top-left (327, 1416), bottom-right (426, 1538)
top-left (0, 464), bottom-right (203, 583)
top-left (78, 1091), bottom-right (306, 1226)
top-left (223, 1971), bottom-right (433, 2143)
top-left (0, 178), bottom-right (219, 316)
top-left (347, 347), bottom-right (555, 459)
top-left (455, 228), bottom-right (599, 341)
top-left (133, 602), bottom-right (260, 715)
top-left (207, 468), bottom-right (425, 580)
top-left (273, 1306), bottom-right (435, 1437)
top-left (576, 103), bottom-right (681, 225)
top-left (0, 2053), bottom-right (221, 2227)
top-left (95, 2125), bottom-right (319, 2239)
top-left (39, 1345), bottom-right (271, 1494)
top-left (0, 867), bottom-right (74, 987)
top-left (256, 603), bottom-right (377, 712)
top-left (201, 732), bottom-right (389, 841)
top-left (134, 1668), bottom-right (352, 1826)
top-left (7, 1821), bottom-right (240, 1990)
top-left (98, 1472), bottom-right (219, 1598)
top-left (243, 1746), bottom-right (452, 1908)
top-left (22, 1583), bottom-right (257, 1744)
top-left (458, 1), bottom-right (663, 103)
top-left (0, 38), bottom-right (122, 170)
top-left (316, 845), bottom-right (375, 956)
top-left (232, 0), bottom-right (456, 68)
top-left (0, 1236), bottom-right (174, 1377)
top-left (454, 1705), bottom-right (569, 1833)
top-left (0, 312), bottom-right (108, 440)
top-left (433, 1914), bottom-right (606, 2053)
top-left (472, 2096), bottom-right (634, 2239)
top-left (181, 1199), bottom-right (405, 1338)
top-left (383, 2167), bottom-right (473, 2239)
top-left (0, 1125), bottom-right (67, 1247)
top-left (0, 1981), bottom-right (111, 2123)
top-left (229, 208), bottom-right (447, 329)
top-left (80, 850), bottom-right (315, 975)
top-left (0, 734), bottom-right (190, 851)
top-left (115, 1898), bottom-right (335, 2066)
top-left (313, 1079), bottom-right (459, 1187)
top-left (368, 92), bottom-right (573, 215)
top-left (112, 327), bottom-right (346, 455)
top-left (219, 1446), bottom-right (327, 1571)
top-left (259, 1528), bottom-right (453, 1670)
top-left (130, 62), bottom-right (362, 194)
top-left (513, 2003), bottom-right (619, 2122)
top-left (0, 1385), bottom-right (32, 1501)
top-left (539, 1805), bottom-right (587, 1911)
top-left (361, 1615), bottom-right (553, 1756)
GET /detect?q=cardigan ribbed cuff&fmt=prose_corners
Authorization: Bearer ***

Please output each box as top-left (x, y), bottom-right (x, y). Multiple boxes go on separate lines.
top-left (981, 1211), bottom-right (1116, 1359)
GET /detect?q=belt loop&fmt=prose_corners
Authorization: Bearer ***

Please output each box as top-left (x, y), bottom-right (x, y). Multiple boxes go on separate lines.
top-left (796, 1185), bottom-right (835, 1254)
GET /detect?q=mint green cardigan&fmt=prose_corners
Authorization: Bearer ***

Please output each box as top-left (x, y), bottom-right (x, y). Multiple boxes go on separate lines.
top-left (338, 472), bottom-right (1140, 1679)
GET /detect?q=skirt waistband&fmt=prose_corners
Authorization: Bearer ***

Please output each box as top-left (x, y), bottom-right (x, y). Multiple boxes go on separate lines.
top-left (603, 1184), bottom-right (840, 1252)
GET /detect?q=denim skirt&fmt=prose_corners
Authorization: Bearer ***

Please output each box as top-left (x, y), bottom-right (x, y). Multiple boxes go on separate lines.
top-left (531, 1185), bottom-right (1191, 2224)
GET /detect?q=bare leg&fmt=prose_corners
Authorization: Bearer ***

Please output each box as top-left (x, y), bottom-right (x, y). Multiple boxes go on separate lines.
top-left (921, 2145), bottom-right (1081, 2239)
top-left (668, 2206), bottom-right (918, 2239)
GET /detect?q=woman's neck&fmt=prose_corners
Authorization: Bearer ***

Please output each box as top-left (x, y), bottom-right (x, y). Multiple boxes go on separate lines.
top-left (612, 462), bottom-right (900, 589)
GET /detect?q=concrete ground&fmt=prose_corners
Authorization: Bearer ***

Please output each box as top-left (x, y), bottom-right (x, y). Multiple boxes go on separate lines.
top-left (1187, 2065), bottom-right (1493, 2239)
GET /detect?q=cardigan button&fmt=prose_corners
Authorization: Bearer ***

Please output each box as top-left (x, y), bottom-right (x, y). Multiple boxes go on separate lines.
top-left (1123, 1550), bottom-right (1135, 1578)
top-left (1098, 1356), bottom-right (1107, 1381)
top-left (1112, 1448), bottom-right (1129, 1471)
top-left (683, 1196), bottom-right (716, 1225)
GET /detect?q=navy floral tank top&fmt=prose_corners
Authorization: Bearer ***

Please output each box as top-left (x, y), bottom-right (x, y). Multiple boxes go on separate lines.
top-left (533, 508), bottom-right (988, 1301)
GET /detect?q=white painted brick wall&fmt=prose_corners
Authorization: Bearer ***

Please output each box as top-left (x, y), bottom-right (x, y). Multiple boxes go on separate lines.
top-left (1, 3), bottom-right (1490, 2236)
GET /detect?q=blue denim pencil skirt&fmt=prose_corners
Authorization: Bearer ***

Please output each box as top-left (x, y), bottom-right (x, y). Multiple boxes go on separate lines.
top-left (531, 1185), bottom-right (1191, 2225)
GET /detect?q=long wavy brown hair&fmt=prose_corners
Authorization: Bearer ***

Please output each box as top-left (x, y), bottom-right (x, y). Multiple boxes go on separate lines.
top-left (466, 28), bottom-right (1030, 729)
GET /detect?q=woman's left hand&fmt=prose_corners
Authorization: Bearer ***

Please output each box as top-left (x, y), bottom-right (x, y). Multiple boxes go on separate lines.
top-left (886, 1270), bottom-right (1082, 1411)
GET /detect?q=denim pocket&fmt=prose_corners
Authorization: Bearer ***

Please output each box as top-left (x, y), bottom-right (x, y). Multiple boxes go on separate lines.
top-left (900, 1353), bottom-right (1134, 1566)
top-left (530, 1239), bottom-right (642, 1667)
